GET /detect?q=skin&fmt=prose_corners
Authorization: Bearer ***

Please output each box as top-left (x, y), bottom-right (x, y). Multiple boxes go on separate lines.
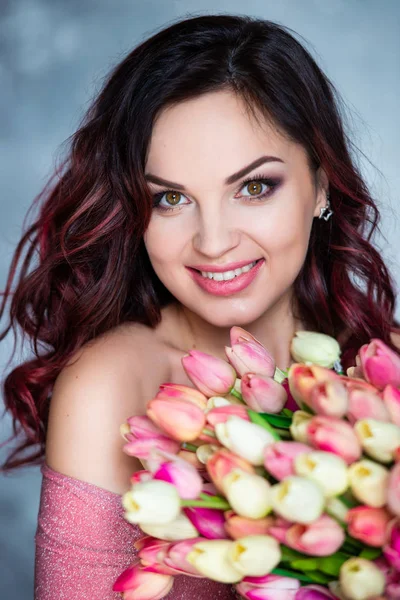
top-left (143, 89), bottom-right (329, 371)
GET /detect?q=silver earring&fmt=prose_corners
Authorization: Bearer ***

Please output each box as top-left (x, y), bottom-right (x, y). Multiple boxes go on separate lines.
top-left (319, 193), bottom-right (333, 221)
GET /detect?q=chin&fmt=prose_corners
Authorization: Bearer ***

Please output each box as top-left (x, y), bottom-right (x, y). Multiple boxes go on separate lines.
top-left (191, 299), bottom-right (269, 329)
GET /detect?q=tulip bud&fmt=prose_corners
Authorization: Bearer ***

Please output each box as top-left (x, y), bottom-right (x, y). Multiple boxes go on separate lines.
top-left (264, 441), bottom-right (311, 481)
top-left (207, 448), bottom-right (255, 492)
top-left (294, 450), bottom-right (349, 497)
top-left (339, 557), bottom-right (385, 600)
top-left (270, 476), bottom-right (325, 524)
top-left (290, 410), bottom-right (313, 444)
top-left (153, 455), bottom-right (203, 500)
top-left (206, 396), bottom-right (232, 410)
top-left (206, 405), bottom-right (250, 426)
top-left (163, 538), bottom-right (204, 576)
top-left (186, 540), bottom-right (242, 583)
top-left (279, 515), bottom-right (345, 557)
top-left (383, 518), bottom-right (400, 571)
top-left (296, 585), bottom-right (338, 599)
top-left (177, 449), bottom-right (203, 470)
top-left (235, 574), bottom-right (300, 600)
top-left (388, 461), bottom-right (400, 517)
top-left (147, 397), bottom-right (206, 442)
top-left (224, 511), bottom-right (273, 540)
top-left (181, 350), bottom-right (237, 396)
top-left (347, 388), bottom-right (390, 424)
top-left (346, 506), bottom-right (392, 547)
top-left (183, 506), bottom-right (228, 539)
top-left (383, 384), bottom-right (400, 427)
top-left (225, 341), bottom-right (276, 378)
top-left (241, 373), bottom-right (288, 413)
top-left (123, 436), bottom-right (181, 461)
top-left (112, 565), bottom-right (173, 599)
top-left (156, 382), bottom-right (208, 409)
top-left (223, 469), bottom-right (272, 519)
top-left (354, 418), bottom-right (400, 463)
top-left (306, 415), bottom-right (362, 465)
top-left (359, 338), bottom-right (400, 390)
top-left (122, 480), bottom-right (180, 525)
top-left (227, 535), bottom-right (281, 577)
top-left (122, 415), bottom-right (165, 440)
top-left (215, 417), bottom-right (275, 465)
top-left (196, 443), bottom-right (219, 464)
top-left (290, 331), bottom-right (341, 368)
top-left (137, 537), bottom-right (178, 576)
top-left (288, 364), bottom-right (339, 407)
top-left (348, 459), bottom-right (389, 507)
top-left (308, 380), bottom-right (349, 418)
top-left (140, 511), bottom-right (199, 541)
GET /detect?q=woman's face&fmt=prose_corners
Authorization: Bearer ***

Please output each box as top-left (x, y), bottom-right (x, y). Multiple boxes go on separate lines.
top-left (143, 89), bottom-right (328, 327)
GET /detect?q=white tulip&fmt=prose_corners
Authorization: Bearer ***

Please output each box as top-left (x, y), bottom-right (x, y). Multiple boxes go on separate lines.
top-left (206, 396), bottom-right (232, 411)
top-left (290, 331), bottom-right (341, 368)
top-left (122, 479), bottom-right (180, 524)
top-left (223, 469), bottom-right (272, 519)
top-left (294, 451), bottom-right (349, 497)
top-left (187, 540), bottom-right (242, 583)
top-left (348, 459), bottom-right (389, 508)
top-left (325, 497), bottom-right (349, 523)
top-left (215, 417), bottom-right (275, 465)
top-left (196, 443), bottom-right (219, 464)
top-left (339, 558), bottom-right (385, 600)
top-left (289, 410), bottom-right (313, 443)
top-left (354, 418), bottom-right (400, 463)
top-left (270, 476), bottom-right (325, 524)
top-left (228, 535), bottom-right (281, 577)
top-left (140, 511), bottom-right (199, 541)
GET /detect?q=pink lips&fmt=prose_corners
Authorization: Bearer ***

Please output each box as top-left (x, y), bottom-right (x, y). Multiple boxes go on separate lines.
top-left (186, 259), bottom-right (265, 297)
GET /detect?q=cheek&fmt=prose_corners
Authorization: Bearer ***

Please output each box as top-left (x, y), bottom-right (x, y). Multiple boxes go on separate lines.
top-left (143, 218), bottom-right (187, 267)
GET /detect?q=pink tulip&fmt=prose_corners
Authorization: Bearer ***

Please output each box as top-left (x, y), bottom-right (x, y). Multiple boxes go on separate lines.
top-left (181, 350), bottom-right (237, 396)
top-left (383, 385), bottom-right (400, 427)
top-left (225, 341), bottom-right (275, 378)
top-left (307, 380), bottom-right (349, 418)
top-left (241, 373), bottom-right (288, 413)
top-left (183, 506), bottom-right (228, 539)
top-left (153, 455), bottom-right (203, 500)
top-left (236, 574), bottom-right (300, 600)
top-left (112, 563), bottom-right (173, 599)
top-left (156, 383), bottom-right (208, 410)
top-left (130, 470), bottom-right (152, 484)
top-left (224, 510), bottom-right (274, 539)
top-left (288, 364), bottom-right (339, 407)
top-left (384, 519), bottom-right (400, 571)
top-left (229, 325), bottom-right (264, 347)
top-left (388, 462), bottom-right (400, 517)
top-left (123, 436), bottom-right (181, 460)
top-left (147, 398), bottom-right (206, 442)
top-left (206, 405), bottom-right (250, 427)
top-left (295, 586), bottom-right (337, 599)
top-left (177, 449), bottom-right (203, 470)
top-left (164, 538), bottom-right (204, 576)
top-left (264, 441), bottom-right (311, 481)
top-left (347, 388), bottom-right (390, 424)
top-left (207, 448), bottom-right (255, 492)
top-left (124, 415), bottom-right (166, 439)
top-left (346, 506), bottom-right (392, 547)
top-left (359, 339), bottom-right (400, 390)
top-left (306, 415), bottom-right (362, 464)
top-left (136, 537), bottom-right (178, 576)
top-left (269, 515), bottom-right (345, 557)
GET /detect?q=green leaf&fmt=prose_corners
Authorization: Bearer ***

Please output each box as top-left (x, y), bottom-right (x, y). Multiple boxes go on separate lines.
top-left (290, 559), bottom-right (319, 571)
top-left (318, 554), bottom-right (349, 576)
top-left (248, 410), bottom-right (281, 440)
top-left (271, 568), bottom-right (314, 583)
top-left (359, 547), bottom-right (382, 560)
top-left (258, 413), bottom-right (293, 429)
top-left (281, 408), bottom-right (294, 417)
top-left (303, 571), bottom-right (332, 584)
top-left (280, 546), bottom-right (307, 562)
top-left (274, 367), bottom-right (287, 384)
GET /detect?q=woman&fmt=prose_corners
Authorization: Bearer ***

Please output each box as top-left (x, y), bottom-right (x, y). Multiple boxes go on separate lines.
top-left (1, 13), bottom-right (399, 600)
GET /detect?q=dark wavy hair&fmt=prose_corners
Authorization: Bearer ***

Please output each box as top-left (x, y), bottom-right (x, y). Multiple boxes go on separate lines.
top-left (1, 13), bottom-right (399, 472)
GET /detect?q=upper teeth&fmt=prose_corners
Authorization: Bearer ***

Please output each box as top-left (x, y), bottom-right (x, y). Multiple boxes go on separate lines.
top-left (200, 261), bottom-right (257, 281)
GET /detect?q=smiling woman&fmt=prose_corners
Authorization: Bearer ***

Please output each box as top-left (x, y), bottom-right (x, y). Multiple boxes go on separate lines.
top-left (0, 12), bottom-right (399, 600)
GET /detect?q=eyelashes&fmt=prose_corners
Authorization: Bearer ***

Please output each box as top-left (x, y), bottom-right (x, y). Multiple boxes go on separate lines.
top-left (151, 173), bottom-right (282, 213)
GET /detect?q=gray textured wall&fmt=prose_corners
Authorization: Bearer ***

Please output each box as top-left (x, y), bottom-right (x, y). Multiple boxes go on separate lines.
top-left (1, 1), bottom-right (399, 598)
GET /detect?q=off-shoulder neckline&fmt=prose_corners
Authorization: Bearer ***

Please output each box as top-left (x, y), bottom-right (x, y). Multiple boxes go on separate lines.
top-left (41, 460), bottom-right (125, 498)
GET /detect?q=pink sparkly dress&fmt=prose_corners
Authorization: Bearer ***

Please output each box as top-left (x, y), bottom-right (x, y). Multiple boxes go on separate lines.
top-left (34, 462), bottom-right (237, 599)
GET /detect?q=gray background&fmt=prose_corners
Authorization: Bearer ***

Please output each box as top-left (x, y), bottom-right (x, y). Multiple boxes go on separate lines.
top-left (0, 1), bottom-right (399, 598)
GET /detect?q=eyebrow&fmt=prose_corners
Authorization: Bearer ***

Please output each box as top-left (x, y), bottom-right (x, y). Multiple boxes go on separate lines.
top-left (144, 155), bottom-right (284, 190)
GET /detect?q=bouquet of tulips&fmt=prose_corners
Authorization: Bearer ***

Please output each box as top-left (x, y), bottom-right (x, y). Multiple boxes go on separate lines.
top-left (113, 327), bottom-right (400, 600)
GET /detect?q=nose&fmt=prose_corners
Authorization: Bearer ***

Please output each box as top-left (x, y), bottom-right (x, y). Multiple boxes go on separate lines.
top-left (192, 203), bottom-right (240, 258)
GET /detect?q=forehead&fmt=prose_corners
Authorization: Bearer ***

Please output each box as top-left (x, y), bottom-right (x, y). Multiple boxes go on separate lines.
top-left (145, 90), bottom-right (307, 181)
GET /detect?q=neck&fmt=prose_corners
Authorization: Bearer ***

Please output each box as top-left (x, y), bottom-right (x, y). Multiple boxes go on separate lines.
top-left (173, 292), bottom-right (305, 371)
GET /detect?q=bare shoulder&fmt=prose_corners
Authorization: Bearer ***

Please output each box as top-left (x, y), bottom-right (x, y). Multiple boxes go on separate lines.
top-left (45, 322), bottom-right (169, 494)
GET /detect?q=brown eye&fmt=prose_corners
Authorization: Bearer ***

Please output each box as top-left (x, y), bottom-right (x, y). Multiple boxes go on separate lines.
top-left (165, 191), bottom-right (182, 205)
top-left (246, 181), bottom-right (263, 195)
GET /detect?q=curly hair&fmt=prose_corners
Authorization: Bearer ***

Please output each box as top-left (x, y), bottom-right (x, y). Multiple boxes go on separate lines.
top-left (1, 14), bottom-right (399, 471)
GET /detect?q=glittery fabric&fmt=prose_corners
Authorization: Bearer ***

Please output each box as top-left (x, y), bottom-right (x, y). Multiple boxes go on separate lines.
top-left (34, 462), bottom-right (237, 599)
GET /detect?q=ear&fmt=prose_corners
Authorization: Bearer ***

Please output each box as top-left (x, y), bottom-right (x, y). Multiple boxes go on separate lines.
top-left (313, 166), bottom-right (330, 218)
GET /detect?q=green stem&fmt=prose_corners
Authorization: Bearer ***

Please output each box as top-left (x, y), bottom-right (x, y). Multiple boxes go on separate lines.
top-left (202, 428), bottom-right (216, 438)
top-left (181, 496), bottom-right (231, 510)
top-left (274, 367), bottom-right (287, 384)
top-left (229, 388), bottom-right (243, 401)
top-left (248, 410), bottom-right (281, 440)
top-left (181, 442), bottom-right (198, 452)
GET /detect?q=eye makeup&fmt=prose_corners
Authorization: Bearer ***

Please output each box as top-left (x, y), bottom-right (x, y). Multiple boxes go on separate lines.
top-left (151, 173), bottom-right (282, 213)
